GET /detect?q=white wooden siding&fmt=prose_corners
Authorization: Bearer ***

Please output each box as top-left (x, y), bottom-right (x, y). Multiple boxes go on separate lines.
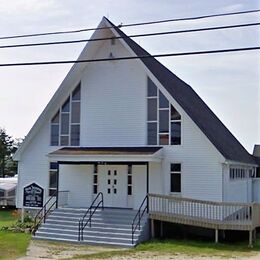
top-left (223, 164), bottom-right (253, 203)
top-left (80, 39), bottom-right (147, 146)
top-left (253, 179), bottom-right (260, 202)
top-left (160, 99), bottom-right (225, 202)
top-left (149, 162), bottom-right (163, 194)
top-left (15, 24), bottom-right (243, 209)
top-left (59, 165), bottom-right (92, 208)
top-left (132, 165), bottom-right (147, 209)
top-left (16, 123), bottom-right (57, 208)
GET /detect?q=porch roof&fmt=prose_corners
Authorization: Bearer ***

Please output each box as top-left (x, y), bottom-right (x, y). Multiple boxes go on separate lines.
top-left (48, 146), bottom-right (163, 162)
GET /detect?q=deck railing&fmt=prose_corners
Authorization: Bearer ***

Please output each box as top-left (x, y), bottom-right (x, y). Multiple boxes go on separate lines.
top-left (148, 194), bottom-right (260, 228)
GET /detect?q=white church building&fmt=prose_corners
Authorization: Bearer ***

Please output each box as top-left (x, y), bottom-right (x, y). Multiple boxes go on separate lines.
top-left (14, 17), bottom-right (260, 247)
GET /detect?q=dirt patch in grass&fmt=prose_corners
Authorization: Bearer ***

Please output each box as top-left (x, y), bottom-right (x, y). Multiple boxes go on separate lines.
top-left (18, 239), bottom-right (260, 260)
top-left (19, 240), bottom-right (125, 259)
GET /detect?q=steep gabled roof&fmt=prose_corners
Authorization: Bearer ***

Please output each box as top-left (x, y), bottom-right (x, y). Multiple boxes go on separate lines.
top-left (14, 17), bottom-right (257, 165)
top-left (105, 18), bottom-right (256, 165)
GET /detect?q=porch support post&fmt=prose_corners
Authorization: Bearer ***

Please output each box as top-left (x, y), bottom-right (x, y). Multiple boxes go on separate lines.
top-left (146, 162), bottom-right (149, 194)
top-left (151, 219), bottom-right (155, 238)
top-left (21, 207), bottom-right (25, 223)
top-left (160, 221), bottom-right (163, 238)
top-left (215, 229), bottom-right (218, 243)
top-left (249, 230), bottom-right (253, 247)
top-left (56, 162), bottom-right (60, 208)
top-left (253, 229), bottom-right (257, 243)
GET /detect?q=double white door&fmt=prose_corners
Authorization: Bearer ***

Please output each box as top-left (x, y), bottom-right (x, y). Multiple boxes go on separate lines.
top-left (98, 165), bottom-right (127, 208)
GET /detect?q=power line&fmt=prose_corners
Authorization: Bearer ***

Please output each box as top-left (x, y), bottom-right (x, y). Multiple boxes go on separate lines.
top-left (0, 22), bottom-right (259, 50)
top-left (0, 9), bottom-right (259, 41)
top-left (0, 47), bottom-right (259, 67)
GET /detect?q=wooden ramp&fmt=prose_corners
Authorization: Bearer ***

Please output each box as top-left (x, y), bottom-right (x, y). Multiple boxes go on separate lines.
top-left (148, 194), bottom-right (260, 246)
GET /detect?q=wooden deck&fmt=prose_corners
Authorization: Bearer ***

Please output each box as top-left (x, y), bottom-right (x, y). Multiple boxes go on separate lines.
top-left (148, 194), bottom-right (260, 245)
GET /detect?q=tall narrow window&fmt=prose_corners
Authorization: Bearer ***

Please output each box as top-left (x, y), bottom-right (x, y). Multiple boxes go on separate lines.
top-left (170, 163), bottom-right (181, 193)
top-left (49, 162), bottom-right (58, 196)
top-left (147, 77), bottom-right (181, 146)
top-left (50, 83), bottom-right (81, 146)
top-left (171, 106), bottom-right (181, 145)
top-left (50, 111), bottom-right (60, 146)
top-left (127, 165), bottom-right (132, 195)
top-left (93, 164), bottom-right (98, 194)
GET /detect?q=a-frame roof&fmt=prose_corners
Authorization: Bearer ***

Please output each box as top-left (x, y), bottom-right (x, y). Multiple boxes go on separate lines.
top-left (105, 17), bottom-right (256, 165)
top-left (14, 17), bottom-right (257, 165)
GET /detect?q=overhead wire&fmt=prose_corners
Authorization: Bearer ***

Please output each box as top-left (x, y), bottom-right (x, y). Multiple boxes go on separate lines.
top-left (0, 9), bottom-right (259, 40)
top-left (0, 46), bottom-right (259, 67)
top-left (0, 22), bottom-right (259, 50)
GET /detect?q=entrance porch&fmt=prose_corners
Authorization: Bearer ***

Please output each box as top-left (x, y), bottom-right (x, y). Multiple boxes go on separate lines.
top-left (48, 147), bottom-right (162, 210)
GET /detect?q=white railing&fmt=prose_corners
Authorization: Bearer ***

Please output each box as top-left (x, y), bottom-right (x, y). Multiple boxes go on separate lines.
top-left (148, 194), bottom-right (257, 226)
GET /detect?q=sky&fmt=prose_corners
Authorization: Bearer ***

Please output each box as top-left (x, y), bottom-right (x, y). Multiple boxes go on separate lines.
top-left (0, 0), bottom-right (259, 153)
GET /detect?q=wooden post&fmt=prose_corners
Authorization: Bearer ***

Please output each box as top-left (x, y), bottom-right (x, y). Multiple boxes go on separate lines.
top-left (253, 229), bottom-right (257, 243)
top-left (160, 221), bottom-right (163, 238)
top-left (249, 230), bottom-right (253, 247)
top-left (151, 219), bottom-right (155, 238)
top-left (215, 229), bottom-right (218, 243)
top-left (21, 208), bottom-right (25, 223)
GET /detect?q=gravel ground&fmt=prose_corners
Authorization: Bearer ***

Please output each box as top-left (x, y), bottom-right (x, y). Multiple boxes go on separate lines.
top-left (18, 240), bottom-right (260, 260)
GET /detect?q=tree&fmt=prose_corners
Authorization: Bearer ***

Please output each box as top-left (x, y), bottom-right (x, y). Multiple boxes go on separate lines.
top-left (0, 128), bottom-right (20, 177)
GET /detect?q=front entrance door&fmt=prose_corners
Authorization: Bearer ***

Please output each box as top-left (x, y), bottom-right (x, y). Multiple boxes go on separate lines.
top-left (99, 165), bottom-right (127, 208)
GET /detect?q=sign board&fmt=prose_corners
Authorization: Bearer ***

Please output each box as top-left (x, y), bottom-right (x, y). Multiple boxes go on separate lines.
top-left (23, 183), bottom-right (44, 208)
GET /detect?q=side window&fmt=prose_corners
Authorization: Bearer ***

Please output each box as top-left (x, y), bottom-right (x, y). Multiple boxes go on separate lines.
top-left (49, 162), bottom-right (58, 196)
top-left (147, 77), bottom-right (181, 145)
top-left (50, 82), bottom-right (81, 146)
top-left (170, 163), bottom-right (181, 193)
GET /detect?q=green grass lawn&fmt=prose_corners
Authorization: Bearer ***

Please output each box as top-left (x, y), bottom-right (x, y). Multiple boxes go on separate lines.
top-left (0, 209), bottom-right (31, 260)
top-left (0, 231), bottom-right (31, 260)
top-left (72, 237), bottom-right (260, 259)
top-left (0, 209), bottom-right (17, 228)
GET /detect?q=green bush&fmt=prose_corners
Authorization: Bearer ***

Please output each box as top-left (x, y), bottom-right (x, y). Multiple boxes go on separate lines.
top-left (0, 217), bottom-right (34, 233)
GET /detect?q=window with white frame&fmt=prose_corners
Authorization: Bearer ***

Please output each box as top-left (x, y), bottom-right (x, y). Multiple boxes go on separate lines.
top-left (147, 77), bottom-right (181, 145)
top-left (229, 167), bottom-right (256, 180)
top-left (50, 83), bottom-right (81, 146)
top-left (127, 165), bottom-right (132, 195)
top-left (49, 162), bottom-right (58, 196)
top-left (170, 163), bottom-right (181, 193)
top-left (93, 164), bottom-right (98, 194)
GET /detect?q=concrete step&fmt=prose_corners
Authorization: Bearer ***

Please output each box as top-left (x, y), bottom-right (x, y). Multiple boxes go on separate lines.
top-left (38, 227), bottom-right (140, 238)
top-left (42, 223), bottom-right (143, 233)
top-left (35, 231), bottom-right (138, 244)
top-left (51, 211), bottom-right (139, 220)
top-left (35, 207), bottom-right (148, 247)
top-left (33, 236), bottom-right (134, 248)
top-left (46, 216), bottom-right (146, 225)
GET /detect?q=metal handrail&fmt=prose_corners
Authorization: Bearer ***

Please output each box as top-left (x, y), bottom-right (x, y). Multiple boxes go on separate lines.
top-left (131, 195), bottom-right (148, 244)
top-left (32, 190), bottom-right (58, 235)
top-left (78, 192), bottom-right (104, 241)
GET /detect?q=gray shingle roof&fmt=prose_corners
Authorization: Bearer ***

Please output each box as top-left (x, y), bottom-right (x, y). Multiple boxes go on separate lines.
top-left (105, 17), bottom-right (257, 165)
